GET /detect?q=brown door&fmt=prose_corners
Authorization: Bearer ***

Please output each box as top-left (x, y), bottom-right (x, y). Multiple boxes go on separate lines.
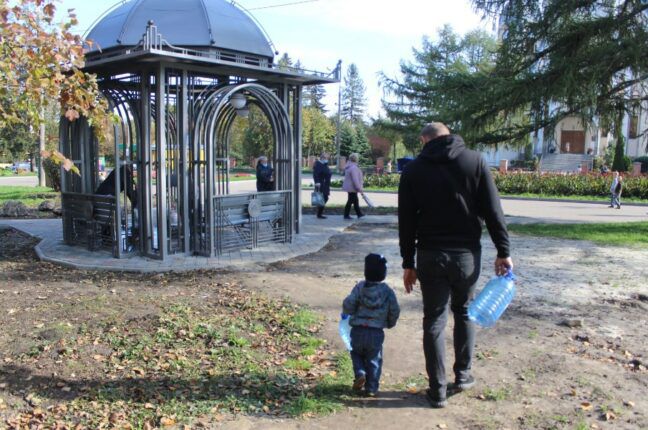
top-left (560, 130), bottom-right (585, 153)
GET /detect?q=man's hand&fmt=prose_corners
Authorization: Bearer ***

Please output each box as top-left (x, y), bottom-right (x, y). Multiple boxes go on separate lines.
top-left (403, 268), bottom-right (417, 294)
top-left (494, 257), bottom-right (513, 276)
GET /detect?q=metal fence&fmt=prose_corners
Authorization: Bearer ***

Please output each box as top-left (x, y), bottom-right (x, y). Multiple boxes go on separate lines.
top-left (213, 191), bottom-right (291, 255)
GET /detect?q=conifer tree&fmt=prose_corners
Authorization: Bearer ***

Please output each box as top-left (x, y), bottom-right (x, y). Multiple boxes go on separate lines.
top-left (341, 63), bottom-right (367, 123)
top-left (382, 1), bottom-right (648, 149)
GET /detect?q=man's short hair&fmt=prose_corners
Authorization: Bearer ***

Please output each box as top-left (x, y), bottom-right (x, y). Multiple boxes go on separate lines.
top-left (420, 122), bottom-right (450, 140)
top-left (349, 153), bottom-right (359, 162)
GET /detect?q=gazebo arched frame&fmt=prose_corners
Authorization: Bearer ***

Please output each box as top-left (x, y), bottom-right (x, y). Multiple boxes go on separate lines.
top-left (59, 22), bottom-right (339, 261)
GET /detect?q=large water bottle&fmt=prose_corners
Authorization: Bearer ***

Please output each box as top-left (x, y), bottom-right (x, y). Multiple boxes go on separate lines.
top-left (338, 314), bottom-right (353, 351)
top-left (468, 271), bottom-right (516, 328)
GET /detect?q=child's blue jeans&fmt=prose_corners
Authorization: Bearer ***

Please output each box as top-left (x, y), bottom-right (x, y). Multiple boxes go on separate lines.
top-left (350, 326), bottom-right (384, 393)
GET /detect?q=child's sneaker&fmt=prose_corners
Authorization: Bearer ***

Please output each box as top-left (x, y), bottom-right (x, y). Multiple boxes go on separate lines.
top-left (352, 374), bottom-right (366, 392)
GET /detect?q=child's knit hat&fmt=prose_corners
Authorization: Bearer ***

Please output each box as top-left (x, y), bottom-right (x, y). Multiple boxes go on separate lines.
top-left (365, 253), bottom-right (387, 282)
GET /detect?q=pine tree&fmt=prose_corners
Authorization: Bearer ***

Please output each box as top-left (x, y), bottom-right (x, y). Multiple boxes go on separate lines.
top-left (277, 53), bottom-right (293, 70)
top-left (380, 26), bottom-right (498, 146)
top-left (354, 124), bottom-right (371, 163)
top-left (304, 84), bottom-right (327, 112)
top-left (341, 63), bottom-right (367, 123)
top-left (382, 1), bottom-right (648, 149)
top-left (339, 121), bottom-right (357, 158)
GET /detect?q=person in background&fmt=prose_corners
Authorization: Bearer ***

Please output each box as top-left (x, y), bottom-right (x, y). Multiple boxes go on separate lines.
top-left (96, 165), bottom-right (136, 207)
top-left (608, 171), bottom-right (619, 208)
top-left (342, 153), bottom-right (365, 220)
top-left (313, 152), bottom-right (332, 219)
top-left (256, 156), bottom-right (274, 192)
top-left (613, 175), bottom-right (623, 209)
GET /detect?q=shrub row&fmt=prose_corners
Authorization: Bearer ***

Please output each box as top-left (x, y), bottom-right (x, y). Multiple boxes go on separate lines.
top-left (332, 172), bottom-right (648, 200)
top-left (492, 172), bottom-right (648, 199)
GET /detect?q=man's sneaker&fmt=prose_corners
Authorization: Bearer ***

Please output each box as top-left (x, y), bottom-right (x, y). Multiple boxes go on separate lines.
top-left (357, 213), bottom-right (365, 219)
top-left (352, 374), bottom-right (366, 392)
top-left (425, 389), bottom-right (447, 408)
top-left (451, 375), bottom-right (476, 392)
top-left (365, 391), bottom-right (377, 398)
top-left (343, 216), bottom-right (353, 220)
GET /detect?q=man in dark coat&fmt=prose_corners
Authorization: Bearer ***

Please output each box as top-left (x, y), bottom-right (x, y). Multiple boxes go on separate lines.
top-left (256, 156), bottom-right (274, 192)
top-left (96, 165), bottom-right (136, 207)
top-left (312, 152), bottom-right (332, 219)
top-left (398, 122), bottom-right (513, 408)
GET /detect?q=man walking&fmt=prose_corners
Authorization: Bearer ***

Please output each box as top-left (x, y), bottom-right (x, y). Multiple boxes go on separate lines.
top-left (398, 123), bottom-right (513, 408)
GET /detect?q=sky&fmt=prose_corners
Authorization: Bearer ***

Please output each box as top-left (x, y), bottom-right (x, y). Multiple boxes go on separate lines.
top-left (60, 0), bottom-right (493, 119)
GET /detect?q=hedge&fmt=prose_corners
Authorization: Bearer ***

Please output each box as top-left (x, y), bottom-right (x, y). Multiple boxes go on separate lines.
top-left (492, 172), bottom-right (648, 199)
top-left (332, 172), bottom-right (648, 200)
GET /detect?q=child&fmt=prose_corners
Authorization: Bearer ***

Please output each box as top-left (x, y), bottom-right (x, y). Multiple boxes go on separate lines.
top-left (613, 175), bottom-right (623, 209)
top-left (342, 253), bottom-right (400, 397)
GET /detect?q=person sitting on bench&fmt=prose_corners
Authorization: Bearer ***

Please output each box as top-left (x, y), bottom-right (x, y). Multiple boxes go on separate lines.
top-left (96, 165), bottom-right (137, 207)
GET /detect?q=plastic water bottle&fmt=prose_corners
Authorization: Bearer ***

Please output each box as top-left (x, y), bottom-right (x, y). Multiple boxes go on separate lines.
top-left (338, 314), bottom-right (353, 351)
top-left (468, 271), bottom-right (516, 328)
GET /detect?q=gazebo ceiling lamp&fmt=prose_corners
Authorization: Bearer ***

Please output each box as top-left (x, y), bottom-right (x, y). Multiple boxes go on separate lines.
top-left (229, 93), bottom-right (247, 110)
top-left (236, 107), bottom-right (250, 118)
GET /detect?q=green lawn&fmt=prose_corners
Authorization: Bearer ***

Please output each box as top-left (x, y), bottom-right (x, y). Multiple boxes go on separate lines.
top-left (229, 174), bottom-right (256, 182)
top-left (0, 169), bottom-right (38, 177)
top-left (0, 185), bottom-right (59, 207)
top-left (508, 221), bottom-right (648, 247)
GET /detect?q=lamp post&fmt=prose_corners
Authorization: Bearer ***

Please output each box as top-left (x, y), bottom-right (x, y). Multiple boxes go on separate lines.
top-left (334, 60), bottom-right (342, 172)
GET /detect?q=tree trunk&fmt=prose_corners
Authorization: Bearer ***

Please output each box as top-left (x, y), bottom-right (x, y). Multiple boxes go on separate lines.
top-left (611, 111), bottom-right (626, 172)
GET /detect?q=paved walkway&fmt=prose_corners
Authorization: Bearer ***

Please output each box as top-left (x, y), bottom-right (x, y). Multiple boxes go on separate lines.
top-left (0, 175), bottom-right (39, 186)
top-left (0, 216), bottom-right (389, 273)
top-left (1, 191), bottom-right (646, 272)
top-left (319, 190), bottom-right (648, 223)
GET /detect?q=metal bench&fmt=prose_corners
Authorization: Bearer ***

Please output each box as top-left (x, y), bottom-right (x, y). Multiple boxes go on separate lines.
top-left (213, 192), bottom-right (288, 254)
top-left (62, 193), bottom-right (117, 255)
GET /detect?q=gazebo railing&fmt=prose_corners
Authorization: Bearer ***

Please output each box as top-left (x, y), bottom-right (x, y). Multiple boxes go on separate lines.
top-left (213, 191), bottom-right (291, 255)
top-left (61, 192), bottom-right (118, 256)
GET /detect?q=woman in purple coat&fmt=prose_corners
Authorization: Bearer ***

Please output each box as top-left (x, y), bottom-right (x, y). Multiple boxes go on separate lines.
top-left (342, 153), bottom-right (365, 219)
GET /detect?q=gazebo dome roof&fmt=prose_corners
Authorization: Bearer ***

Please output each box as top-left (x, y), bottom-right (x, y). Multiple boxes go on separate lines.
top-left (85, 0), bottom-right (274, 58)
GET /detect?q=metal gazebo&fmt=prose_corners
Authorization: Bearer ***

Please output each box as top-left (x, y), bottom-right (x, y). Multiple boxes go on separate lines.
top-left (59, 0), bottom-right (339, 260)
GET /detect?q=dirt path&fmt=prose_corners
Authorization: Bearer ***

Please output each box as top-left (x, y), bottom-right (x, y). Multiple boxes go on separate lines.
top-left (1, 224), bottom-right (646, 429)
top-left (227, 224), bottom-right (648, 430)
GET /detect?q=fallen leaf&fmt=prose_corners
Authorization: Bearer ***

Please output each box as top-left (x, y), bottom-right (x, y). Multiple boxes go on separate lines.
top-left (623, 400), bottom-right (635, 408)
top-left (438, 424), bottom-right (448, 429)
top-left (602, 411), bottom-right (616, 421)
top-left (580, 401), bottom-right (593, 411)
top-left (160, 416), bottom-right (176, 427)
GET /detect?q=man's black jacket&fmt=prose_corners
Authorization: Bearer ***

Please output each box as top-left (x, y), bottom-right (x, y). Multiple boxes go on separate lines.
top-left (398, 134), bottom-right (510, 269)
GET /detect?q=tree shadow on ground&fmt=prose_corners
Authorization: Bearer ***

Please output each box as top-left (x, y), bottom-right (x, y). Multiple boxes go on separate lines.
top-left (0, 364), bottom-right (431, 415)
